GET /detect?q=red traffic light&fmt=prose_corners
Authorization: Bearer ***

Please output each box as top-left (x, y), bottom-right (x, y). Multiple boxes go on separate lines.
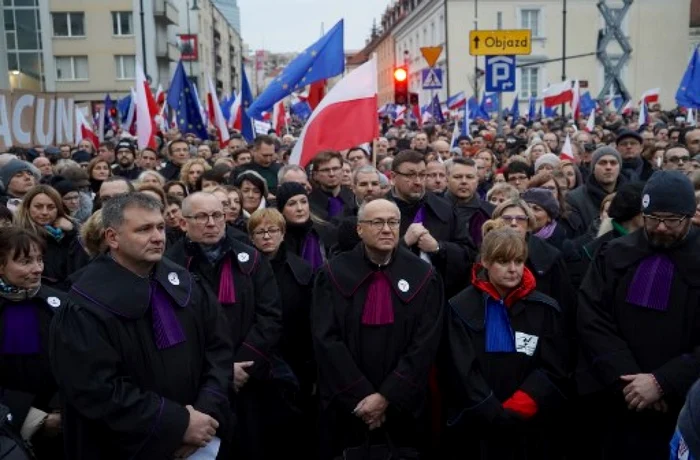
top-left (394, 67), bottom-right (408, 82)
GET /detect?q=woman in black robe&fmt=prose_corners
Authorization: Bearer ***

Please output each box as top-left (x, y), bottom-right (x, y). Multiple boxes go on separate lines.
top-left (442, 226), bottom-right (569, 459)
top-left (248, 207), bottom-right (316, 458)
top-left (0, 228), bottom-right (65, 459)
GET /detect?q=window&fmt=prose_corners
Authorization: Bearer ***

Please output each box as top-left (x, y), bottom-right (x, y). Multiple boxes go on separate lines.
top-left (112, 12), bottom-right (132, 36)
top-left (55, 56), bottom-right (88, 80)
top-left (519, 67), bottom-right (539, 99)
top-left (52, 12), bottom-right (84, 37)
top-left (115, 55), bottom-right (135, 80)
top-left (520, 9), bottom-right (541, 38)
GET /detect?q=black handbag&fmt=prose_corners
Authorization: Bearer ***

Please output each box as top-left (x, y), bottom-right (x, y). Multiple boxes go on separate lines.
top-left (0, 405), bottom-right (35, 460)
top-left (337, 432), bottom-right (420, 460)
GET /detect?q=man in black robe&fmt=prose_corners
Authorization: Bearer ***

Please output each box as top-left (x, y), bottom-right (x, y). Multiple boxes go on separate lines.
top-left (578, 171), bottom-right (700, 458)
top-left (50, 193), bottom-right (232, 459)
top-left (313, 198), bottom-right (444, 459)
top-left (165, 191), bottom-right (283, 459)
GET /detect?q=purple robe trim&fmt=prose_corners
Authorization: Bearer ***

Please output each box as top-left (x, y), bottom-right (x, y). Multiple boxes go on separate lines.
top-left (361, 272), bottom-right (395, 325)
top-left (327, 196), bottom-right (344, 218)
top-left (1, 303), bottom-right (40, 355)
top-left (413, 206), bottom-right (426, 224)
top-left (301, 231), bottom-right (324, 270)
top-left (150, 282), bottom-right (186, 350)
top-left (469, 212), bottom-right (489, 247)
top-left (625, 254), bottom-right (675, 311)
top-left (218, 257), bottom-right (236, 304)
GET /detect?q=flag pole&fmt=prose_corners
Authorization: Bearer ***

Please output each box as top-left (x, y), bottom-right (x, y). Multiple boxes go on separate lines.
top-left (372, 137), bottom-right (378, 169)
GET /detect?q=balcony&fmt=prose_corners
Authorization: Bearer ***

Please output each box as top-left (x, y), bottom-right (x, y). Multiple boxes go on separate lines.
top-left (154, 0), bottom-right (179, 25)
top-left (156, 40), bottom-right (181, 61)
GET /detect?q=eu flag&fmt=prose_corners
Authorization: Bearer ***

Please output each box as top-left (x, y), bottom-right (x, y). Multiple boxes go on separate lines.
top-left (528, 96), bottom-right (537, 120)
top-left (247, 20), bottom-right (344, 118)
top-left (430, 95), bottom-right (445, 124)
top-left (510, 96), bottom-right (520, 126)
top-left (676, 47), bottom-right (700, 109)
top-left (167, 61), bottom-right (207, 139)
top-left (579, 92), bottom-right (596, 116)
top-left (239, 65), bottom-right (255, 143)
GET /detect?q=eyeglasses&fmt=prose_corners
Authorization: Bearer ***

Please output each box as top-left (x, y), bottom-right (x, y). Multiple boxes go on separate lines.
top-left (359, 219), bottom-right (401, 230)
top-left (63, 195), bottom-right (80, 202)
top-left (183, 212), bottom-right (225, 224)
top-left (252, 227), bottom-right (282, 238)
top-left (643, 214), bottom-right (687, 229)
top-left (394, 171), bottom-right (427, 181)
top-left (501, 215), bottom-right (529, 223)
top-left (317, 166), bottom-right (342, 174)
top-left (667, 156), bottom-right (690, 164)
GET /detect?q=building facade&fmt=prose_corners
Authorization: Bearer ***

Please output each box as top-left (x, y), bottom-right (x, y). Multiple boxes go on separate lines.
top-left (212, 0), bottom-right (241, 35)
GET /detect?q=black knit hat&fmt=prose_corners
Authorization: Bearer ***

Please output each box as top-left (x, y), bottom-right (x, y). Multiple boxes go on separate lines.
top-left (51, 179), bottom-right (78, 197)
top-left (115, 139), bottom-right (137, 154)
top-left (275, 181), bottom-right (307, 211)
top-left (608, 182), bottom-right (645, 222)
top-left (641, 170), bottom-right (695, 216)
top-left (72, 150), bottom-right (92, 164)
top-left (522, 188), bottom-right (559, 219)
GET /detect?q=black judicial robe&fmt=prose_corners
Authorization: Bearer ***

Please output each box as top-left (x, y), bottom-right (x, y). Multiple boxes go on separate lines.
top-left (50, 255), bottom-right (233, 460)
top-left (577, 228), bottom-right (700, 459)
top-left (442, 279), bottom-right (568, 459)
top-left (166, 234), bottom-right (282, 380)
top-left (312, 245), bottom-right (444, 457)
top-left (444, 192), bottom-right (495, 250)
top-left (389, 192), bottom-right (475, 298)
top-left (0, 286), bottom-right (64, 438)
top-left (309, 187), bottom-right (356, 222)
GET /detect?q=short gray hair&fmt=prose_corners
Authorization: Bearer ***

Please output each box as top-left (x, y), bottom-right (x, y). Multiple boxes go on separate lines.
top-left (357, 198), bottom-right (400, 221)
top-left (102, 192), bottom-right (163, 230)
top-left (352, 165), bottom-right (380, 184)
top-left (278, 164), bottom-right (307, 184)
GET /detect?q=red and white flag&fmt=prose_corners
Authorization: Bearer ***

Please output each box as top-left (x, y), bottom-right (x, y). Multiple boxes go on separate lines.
top-left (206, 75), bottom-right (230, 145)
top-left (290, 57), bottom-right (379, 167)
top-left (272, 101), bottom-right (287, 136)
top-left (543, 81), bottom-right (574, 108)
top-left (621, 100), bottom-right (634, 116)
top-left (585, 109), bottom-right (596, 133)
top-left (155, 84), bottom-right (165, 108)
top-left (75, 108), bottom-right (99, 147)
top-left (560, 134), bottom-right (575, 162)
top-left (570, 80), bottom-right (581, 119)
top-left (639, 88), bottom-right (659, 106)
top-left (228, 92), bottom-right (241, 130)
top-left (135, 62), bottom-right (158, 150)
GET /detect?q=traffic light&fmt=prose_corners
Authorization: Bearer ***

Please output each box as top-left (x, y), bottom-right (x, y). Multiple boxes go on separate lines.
top-left (394, 66), bottom-right (408, 105)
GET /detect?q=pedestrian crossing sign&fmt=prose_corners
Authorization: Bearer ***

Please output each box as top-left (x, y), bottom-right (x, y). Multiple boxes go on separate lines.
top-left (422, 68), bottom-right (443, 90)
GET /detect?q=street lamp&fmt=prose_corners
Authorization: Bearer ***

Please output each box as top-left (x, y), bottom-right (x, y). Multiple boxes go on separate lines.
top-left (186, 0), bottom-right (200, 77)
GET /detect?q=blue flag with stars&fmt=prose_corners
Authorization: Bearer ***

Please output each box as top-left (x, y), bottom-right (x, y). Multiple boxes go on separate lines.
top-left (677, 47), bottom-right (700, 109)
top-left (167, 61), bottom-right (207, 139)
top-left (239, 65), bottom-right (256, 143)
top-left (247, 19), bottom-right (344, 118)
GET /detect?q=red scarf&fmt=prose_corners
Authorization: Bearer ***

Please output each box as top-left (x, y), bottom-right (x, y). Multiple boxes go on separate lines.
top-left (470, 263), bottom-right (536, 307)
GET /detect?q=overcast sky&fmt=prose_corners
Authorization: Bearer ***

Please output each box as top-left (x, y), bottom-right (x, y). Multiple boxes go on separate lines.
top-left (237, 0), bottom-right (390, 53)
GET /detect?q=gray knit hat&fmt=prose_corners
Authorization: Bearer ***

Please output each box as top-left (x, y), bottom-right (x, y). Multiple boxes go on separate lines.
top-left (534, 153), bottom-right (561, 172)
top-left (641, 170), bottom-right (695, 216)
top-left (0, 159), bottom-right (34, 190)
top-left (591, 146), bottom-right (622, 167)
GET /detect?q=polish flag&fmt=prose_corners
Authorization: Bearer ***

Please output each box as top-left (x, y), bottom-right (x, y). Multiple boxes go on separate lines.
top-left (621, 100), bottom-right (634, 116)
top-left (289, 57), bottom-right (378, 167)
top-left (639, 88), bottom-right (659, 106)
top-left (570, 80), bottom-right (581, 119)
top-left (75, 108), bottom-right (99, 147)
top-left (206, 75), bottom-right (230, 145)
top-left (155, 84), bottom-right (165, 108)
top-left (272, 101), bottom-right (287, 136)
top-left (135, 62), bottom-right (158, 150)
top-left (543, 81), bottom-right (574, 108)
top-left (228, 92), bottom-right (241, 130)
top-left (585, 109), bottom-right (596, 133)
top-left (560, 134), bottom-right (575, 162)
top-left (394, 105), bottom-right (407, 126)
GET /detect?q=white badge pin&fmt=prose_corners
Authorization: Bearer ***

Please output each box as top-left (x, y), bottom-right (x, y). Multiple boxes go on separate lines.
top-left (47, 296), bottom-right (61, 308)
top-left (238, 252), bottom-right (250, 263)
top-left (642, 194), bottom-right (650, 209)
top-left (397, 279), bottom-right (410, 293)
top-left (168, 272), bottom-right (180, 286)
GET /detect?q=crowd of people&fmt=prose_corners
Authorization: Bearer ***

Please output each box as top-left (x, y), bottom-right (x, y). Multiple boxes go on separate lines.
top-left (0, 103), bottom-right (699, 459)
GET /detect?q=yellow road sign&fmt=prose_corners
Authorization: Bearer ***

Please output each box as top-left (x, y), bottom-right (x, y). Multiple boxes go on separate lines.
top-left (420, 46), bottom-right (443, 67)
top-left (469, 29), bottom-right (532, 56)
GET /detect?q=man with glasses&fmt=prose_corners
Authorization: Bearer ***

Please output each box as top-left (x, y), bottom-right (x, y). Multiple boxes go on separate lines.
top-left (309, 150), bottom-right (356, 220)
top-left (616, 130), bottom-right (655, 181)
top-left (112, 139), bottom-right (143, 180)
top-left (312, 198), bottom-right (444, 459)
top-left (578, 171), bottom-right (700, 459)
top-left (663, 145), bottom-right (693, 176)
top-left (387, 150), bottom-right (473, 297)
top-left (166, 191), bottom-right (282, 459)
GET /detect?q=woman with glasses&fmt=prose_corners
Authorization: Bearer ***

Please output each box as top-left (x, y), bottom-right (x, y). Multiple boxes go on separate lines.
top-left (443, 225), bottom-right (568, 459)
top-left (275, 182), bottom-right (337, 271)
top-left (0, 228), bottom-right (69, 459)
top-left (247, 208), bottom-right (316, 457)
top-left (15, 185), bottom-right (83, 291)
